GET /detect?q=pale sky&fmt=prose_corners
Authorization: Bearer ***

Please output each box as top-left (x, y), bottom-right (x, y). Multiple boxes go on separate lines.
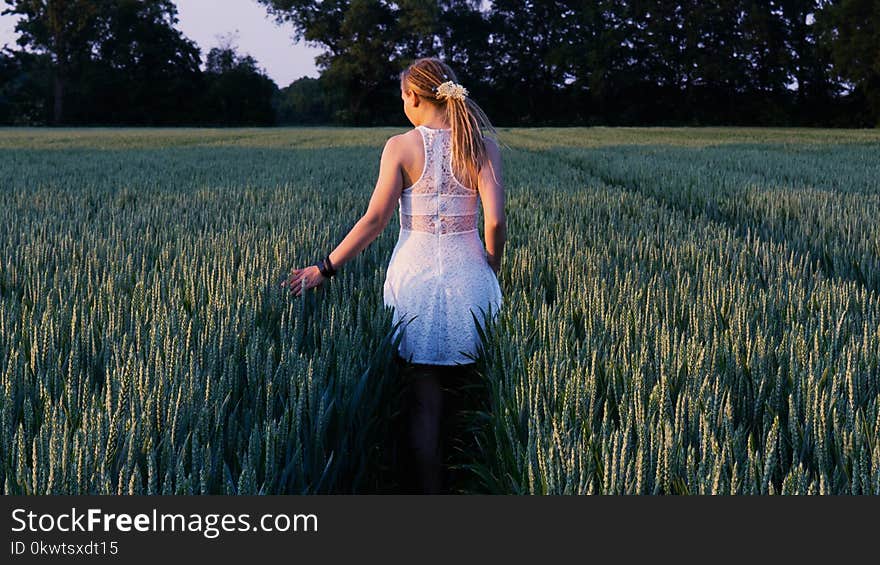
top-left (0, 0), bottom-right (323, 88)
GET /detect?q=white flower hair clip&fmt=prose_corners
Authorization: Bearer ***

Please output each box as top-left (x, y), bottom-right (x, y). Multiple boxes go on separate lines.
top-left (434, 80), bottom-right (468, 101)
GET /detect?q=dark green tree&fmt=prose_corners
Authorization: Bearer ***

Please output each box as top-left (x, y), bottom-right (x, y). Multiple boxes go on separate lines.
top-left (585, 0), bottom-right (664, 124)
top-left (680, 1), bottom-right (753, 123)
top-left (770, 1), bottom-right (838, 124)
top-left (257, 0), bottom-right (441, 125)
top-left (275, 76), bottom-right (333, 124)
top-left (740, 2), bottom-right (790, 92)
top-left (482, 0), bottom-right (577, 125)
top-left (2, 0), bottom-right (102, 123)
top-left (815, 0), bottom-right (880, 125)
top-left (201, 38), bottom-right (278, 125)
top-left (0, 46), bottom-right (53, 123)
top-left (2, 0), bottom-right (205, 125)
top-left (86, 0), bottom-right (203, 124)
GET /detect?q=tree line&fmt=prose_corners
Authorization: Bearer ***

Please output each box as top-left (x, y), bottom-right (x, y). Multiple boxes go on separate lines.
top-left (0, 0), bottom-right (277, 125)
top-left (2, 0), bottom-right (878, 127)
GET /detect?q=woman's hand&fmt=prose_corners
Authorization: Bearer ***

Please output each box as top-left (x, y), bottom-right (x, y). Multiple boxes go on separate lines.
top-left (281, 265), bottom-right (326, 297)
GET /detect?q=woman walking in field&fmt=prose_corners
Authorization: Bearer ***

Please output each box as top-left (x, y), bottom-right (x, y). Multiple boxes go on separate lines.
top-left (281, 57), bottom-right (506, 494)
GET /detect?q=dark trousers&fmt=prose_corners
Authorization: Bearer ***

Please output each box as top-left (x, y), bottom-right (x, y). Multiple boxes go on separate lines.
top-left (392, 351), bottom-right (483, 494)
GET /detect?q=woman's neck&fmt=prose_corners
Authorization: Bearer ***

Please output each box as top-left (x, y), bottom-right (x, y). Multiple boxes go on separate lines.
top-left (420, 115), bottom-right (450, 129)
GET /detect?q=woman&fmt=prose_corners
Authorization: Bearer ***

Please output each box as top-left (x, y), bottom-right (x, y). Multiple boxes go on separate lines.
top-left (281, 57), bottom-right (507, 493)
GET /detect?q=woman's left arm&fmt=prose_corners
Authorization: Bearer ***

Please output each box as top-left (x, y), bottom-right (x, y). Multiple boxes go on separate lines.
top-left (282, 136), bottom-right (404, 296)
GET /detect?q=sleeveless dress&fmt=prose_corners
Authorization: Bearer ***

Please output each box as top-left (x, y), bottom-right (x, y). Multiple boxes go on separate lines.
top-left (383, 125), bottom-right (503, 366)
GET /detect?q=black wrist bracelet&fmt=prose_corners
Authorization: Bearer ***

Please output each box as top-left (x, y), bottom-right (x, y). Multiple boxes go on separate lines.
top-left (317, 258), bottom-right (330, 278)
top-left (318, 255), bottom-right (337, 278)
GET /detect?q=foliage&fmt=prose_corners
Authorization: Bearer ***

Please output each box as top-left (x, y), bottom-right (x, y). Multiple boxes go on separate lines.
top-left (202, 41), bottom-right (278, 126)
top-left (0, 47), bottom-right (52, 124)
top-left (0, 0), bottom-right (275, 126)
top-left (275, 76), bottom-right (333, 125)
top-left (815, 0), bottom-right (880, 126)
top-left (2, 1), bottom-right (879, 126)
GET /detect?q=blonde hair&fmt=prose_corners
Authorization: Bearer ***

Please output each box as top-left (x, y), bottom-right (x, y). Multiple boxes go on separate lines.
top-left (400, 57), bottom-right (500, 189)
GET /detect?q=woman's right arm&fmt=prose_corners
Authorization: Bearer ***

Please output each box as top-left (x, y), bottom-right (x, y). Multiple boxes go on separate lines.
top-left (478, 137), bottom-right (506, 275)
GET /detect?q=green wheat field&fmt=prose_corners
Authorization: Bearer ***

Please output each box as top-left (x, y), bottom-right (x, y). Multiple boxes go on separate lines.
top-left (2, 126), bottom-right (880, 495)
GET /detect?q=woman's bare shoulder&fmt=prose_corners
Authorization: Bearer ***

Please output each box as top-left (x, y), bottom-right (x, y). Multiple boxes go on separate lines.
top-left (480, 136), bottom-right (503, 170)
top-left (474, 135), bottom-right (504, 193)
top-left (395, 128), bottom-right (422, 141)
top-left (387, 129), bottom-right (424, 162)
top-left (385, 129), bottom-right (421, 152)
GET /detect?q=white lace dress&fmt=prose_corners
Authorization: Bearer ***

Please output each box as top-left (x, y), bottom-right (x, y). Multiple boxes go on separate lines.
top-left (383, 125), bottom-right (503, 366)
